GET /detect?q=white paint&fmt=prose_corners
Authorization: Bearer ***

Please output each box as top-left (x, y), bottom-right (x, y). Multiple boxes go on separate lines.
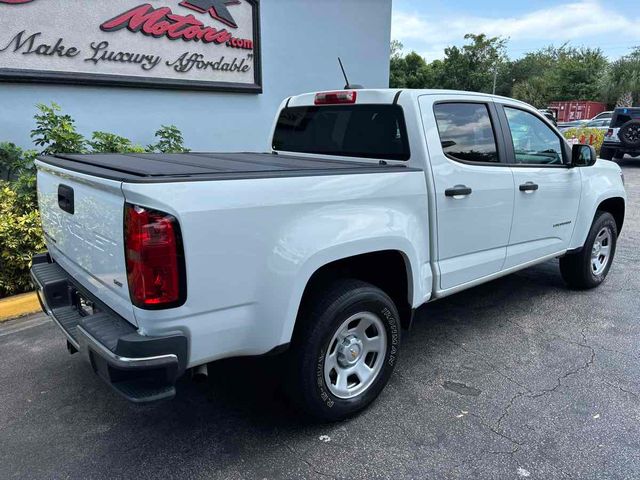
top-left (37, 89), bottom-right (627, 370)
top-left (517, 467), bottom-right (531, 477)
top-left (318, 435), bottom-right (331, 443)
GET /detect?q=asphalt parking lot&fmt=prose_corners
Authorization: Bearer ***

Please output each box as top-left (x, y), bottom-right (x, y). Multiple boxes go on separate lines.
top-left (2, 159), bottom-right (639, 480)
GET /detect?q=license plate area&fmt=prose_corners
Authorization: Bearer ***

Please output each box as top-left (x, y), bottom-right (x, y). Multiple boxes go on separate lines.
top-left (73, 290), bottom-right (97, 317)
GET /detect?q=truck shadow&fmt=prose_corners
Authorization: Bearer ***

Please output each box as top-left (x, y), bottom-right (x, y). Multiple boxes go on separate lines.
top-left (75, 259), bottom-right (580, 474)
top-left (176, 259), bottom-right (566, 425)
top-left (616, 158), bottom-right (640, 168)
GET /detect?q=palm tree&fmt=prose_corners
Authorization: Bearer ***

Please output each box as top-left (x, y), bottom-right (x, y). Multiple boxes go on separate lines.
top-left (602, 48), bottom-right (640, 107)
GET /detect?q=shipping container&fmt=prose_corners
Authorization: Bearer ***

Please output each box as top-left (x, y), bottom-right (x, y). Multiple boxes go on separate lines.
top-left (548, 101), bottom-right (608, 123)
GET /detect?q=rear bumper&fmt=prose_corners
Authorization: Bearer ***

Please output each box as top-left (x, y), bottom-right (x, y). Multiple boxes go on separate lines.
top-left (30, 253), bottom-right (188, 403)
top-left (602, 141), bottom-right (639, 153)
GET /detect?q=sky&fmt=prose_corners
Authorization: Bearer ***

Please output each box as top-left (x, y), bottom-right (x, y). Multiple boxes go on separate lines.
top-left (392, 0), bottom-right (640, 61)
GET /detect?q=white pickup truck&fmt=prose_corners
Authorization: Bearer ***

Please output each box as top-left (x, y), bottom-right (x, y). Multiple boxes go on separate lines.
top-left (32, 89), bottom-right (626, 421)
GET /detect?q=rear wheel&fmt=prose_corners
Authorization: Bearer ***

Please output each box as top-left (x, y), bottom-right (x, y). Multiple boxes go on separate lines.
top-left (560, 211), bottom-right (617, 289)
top-left (287, 279), bottom-right (400, 421)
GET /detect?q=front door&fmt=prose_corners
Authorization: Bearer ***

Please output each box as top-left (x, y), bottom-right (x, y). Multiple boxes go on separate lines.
top-left (497, 104), bottom-right (582, 268)
top-left (420, 97), bottom-right (515, 291)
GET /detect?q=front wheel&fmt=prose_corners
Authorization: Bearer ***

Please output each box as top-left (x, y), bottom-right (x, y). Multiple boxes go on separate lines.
top-left (287, 279), bottom-right (401, 421)
top-left (560, 211), bottom-right (618, 289)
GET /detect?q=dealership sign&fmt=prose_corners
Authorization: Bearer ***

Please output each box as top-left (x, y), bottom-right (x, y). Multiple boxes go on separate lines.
top-left (0, 0), bottom-right (261, 92)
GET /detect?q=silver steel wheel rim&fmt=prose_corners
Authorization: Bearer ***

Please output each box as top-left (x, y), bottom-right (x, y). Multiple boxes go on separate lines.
top-left (324, 312), bottom-right (387, 399)
top-left (591, 227), bottom-right (612, 276)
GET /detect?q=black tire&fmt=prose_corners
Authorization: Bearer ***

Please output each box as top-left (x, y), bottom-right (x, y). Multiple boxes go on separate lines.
top-left (560, 211), bottom-right (618, 289)
top-left (613, 150), bottom-right (626, 160)
top-left (599, 146), bottom-right (615, 160)
top-left (286, 279), bottom-right (401, 421)
top-left (619, 120), bottom-right (640, 148)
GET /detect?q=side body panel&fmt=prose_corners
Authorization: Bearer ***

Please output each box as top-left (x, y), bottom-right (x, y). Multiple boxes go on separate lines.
top-left (417, 94), bottom-right (515, 290)
top-left (568, 159), bottom-right (626, 250)
top-left (505, 167), bottom-right (581, 268)
top-left (121, 170), bottom-right (430, 366)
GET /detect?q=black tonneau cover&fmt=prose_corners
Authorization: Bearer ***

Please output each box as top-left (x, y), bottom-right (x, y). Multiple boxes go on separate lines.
top-left (37, 152), bottom-right (416, 183)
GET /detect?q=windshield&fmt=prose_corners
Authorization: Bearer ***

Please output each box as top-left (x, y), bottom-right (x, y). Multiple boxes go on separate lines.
top-left (272, 105), bottom-right (410, 161)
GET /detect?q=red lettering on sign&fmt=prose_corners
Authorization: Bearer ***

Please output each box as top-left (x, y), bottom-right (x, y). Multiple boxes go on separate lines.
top-left (100, 4), bottom-right (243, 46)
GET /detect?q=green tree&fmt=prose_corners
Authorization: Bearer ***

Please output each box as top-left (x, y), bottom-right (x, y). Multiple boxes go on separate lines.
top-left (600, 47), bottom-right (640, 107)
top-left (389, 42), bottom-right (435, 89)
top-left (89, 132), bottom-right (145, 153)
top-left (512, 78), bottom-right (553, 108)
top-left (30, 103), bottom-right (87, 155)
top-left (435, 34), bottom-right (508, 93)
top-left (551, 47), bottom-right (608, 100)
top-left (147, 125), bottom-right (190, 153)
top-left (0, 142), bottom-right (26, 181)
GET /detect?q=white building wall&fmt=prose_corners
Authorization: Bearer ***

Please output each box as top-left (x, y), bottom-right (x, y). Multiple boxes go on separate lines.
top-left (0, 0), bottom-right (392, 151)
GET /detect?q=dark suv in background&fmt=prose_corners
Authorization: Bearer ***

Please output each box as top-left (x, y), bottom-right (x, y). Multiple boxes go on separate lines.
top-left (601, 107), bottom-right (640, 160)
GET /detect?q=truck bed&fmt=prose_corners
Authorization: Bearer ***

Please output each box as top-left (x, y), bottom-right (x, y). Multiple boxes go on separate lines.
top-left (37, 152), bottom-right (416, 183)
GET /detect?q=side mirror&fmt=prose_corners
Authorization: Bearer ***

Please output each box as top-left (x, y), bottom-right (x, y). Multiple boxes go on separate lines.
top-left (571, 144), bottom-right (597, 167)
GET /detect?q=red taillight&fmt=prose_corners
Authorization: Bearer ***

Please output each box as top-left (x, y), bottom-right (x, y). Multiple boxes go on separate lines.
top-left (124, 204), bottom-right (185, 309)
top-left (606, 129), bottom-right (613, 137)
top-left (314, 90), bottom-right (357, 105)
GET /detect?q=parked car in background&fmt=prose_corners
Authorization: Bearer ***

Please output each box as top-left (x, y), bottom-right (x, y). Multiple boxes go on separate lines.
top-left (601, 107), bottom-right (640, 160)
top-left (591, 111), bottom-right (613, 122)
top-left (585, 118), bottom-right (612, 130)
top-left (31, 89), bottom-right (626, 421)
top-left (539, 108), bottom-right (557, 125)
top-left (558, 119), bottom-right (589, 131)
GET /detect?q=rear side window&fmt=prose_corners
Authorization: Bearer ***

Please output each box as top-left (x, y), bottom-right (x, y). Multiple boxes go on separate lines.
top-left (272, 105), bottom-right (410, 160)
top-left (612, 109), bottom-right (640, 128)
top-left (434, 103), bottom-right (499, 163)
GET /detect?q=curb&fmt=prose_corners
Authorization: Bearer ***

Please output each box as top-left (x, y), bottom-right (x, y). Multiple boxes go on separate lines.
top-left (0, 292), bottom-right (41, 322)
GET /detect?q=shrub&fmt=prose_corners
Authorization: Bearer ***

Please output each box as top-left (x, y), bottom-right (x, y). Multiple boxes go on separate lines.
top-left (0, 183), bottom-right (45, 298)
top-left (89, 131), bottom-right (145, 153)
top-left (0, 142), bottom-right (27, 181)
top-left (563, 127), bottom-right (606, 156)
top-left (147, 125), bottom-right (190, 153)
top-left (31, 103), bottom-right (87, 155)
top-left (0, 103), bottom-right (192, 297)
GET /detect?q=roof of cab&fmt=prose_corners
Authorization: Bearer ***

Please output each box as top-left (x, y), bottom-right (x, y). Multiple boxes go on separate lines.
top-left (285, 88), bottom-right (532, 108)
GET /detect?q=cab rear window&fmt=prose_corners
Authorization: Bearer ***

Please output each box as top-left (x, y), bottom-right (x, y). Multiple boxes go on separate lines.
top-left (272, 105), bottom-right (410, 161)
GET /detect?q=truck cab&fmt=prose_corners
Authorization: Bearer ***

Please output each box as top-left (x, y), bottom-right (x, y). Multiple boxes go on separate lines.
top-left (32, 89), bottom-right (626, 420)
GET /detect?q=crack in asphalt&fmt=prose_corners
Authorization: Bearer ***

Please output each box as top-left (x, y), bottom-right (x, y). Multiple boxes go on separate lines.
top-left (602, 380), bottom-right (639, 398)
top-left (443, 325), bottom-right (599, 453)
top-left (282, 440), bottom-right (337, 479)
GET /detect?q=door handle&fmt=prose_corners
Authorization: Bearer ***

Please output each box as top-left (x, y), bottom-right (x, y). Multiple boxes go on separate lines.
top-left (519, 182), bottom-right (539, 192)
top-left (58, 184), bottom-right (75, 215)
top-left (445, 185), bottom-right (472, 197)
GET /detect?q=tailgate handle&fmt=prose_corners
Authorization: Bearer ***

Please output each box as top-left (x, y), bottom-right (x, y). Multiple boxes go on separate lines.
top-left (58, 184), bottom-right (75, 215)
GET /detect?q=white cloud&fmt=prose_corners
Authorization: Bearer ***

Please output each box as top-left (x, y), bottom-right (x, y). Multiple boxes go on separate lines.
top-left (392, 0), bottom-right (640, 60)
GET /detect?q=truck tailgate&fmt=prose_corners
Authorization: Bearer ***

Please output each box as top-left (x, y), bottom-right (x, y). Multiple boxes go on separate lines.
top-left (36, 161), bottom-right (136, 325)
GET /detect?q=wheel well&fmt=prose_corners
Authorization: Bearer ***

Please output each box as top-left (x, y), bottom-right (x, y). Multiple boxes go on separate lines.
top-left (598, 197), bottom-right (625, 234)
top-left (298, 250), bottom-right (413, 329)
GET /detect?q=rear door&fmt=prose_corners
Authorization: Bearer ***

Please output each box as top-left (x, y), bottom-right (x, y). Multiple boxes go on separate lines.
top-left (420, 96), bottom-right (515, 291)
top-left (496, 104), bottom-right (581, 268)
top-left (36, 161), bottom-right (135, 324)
